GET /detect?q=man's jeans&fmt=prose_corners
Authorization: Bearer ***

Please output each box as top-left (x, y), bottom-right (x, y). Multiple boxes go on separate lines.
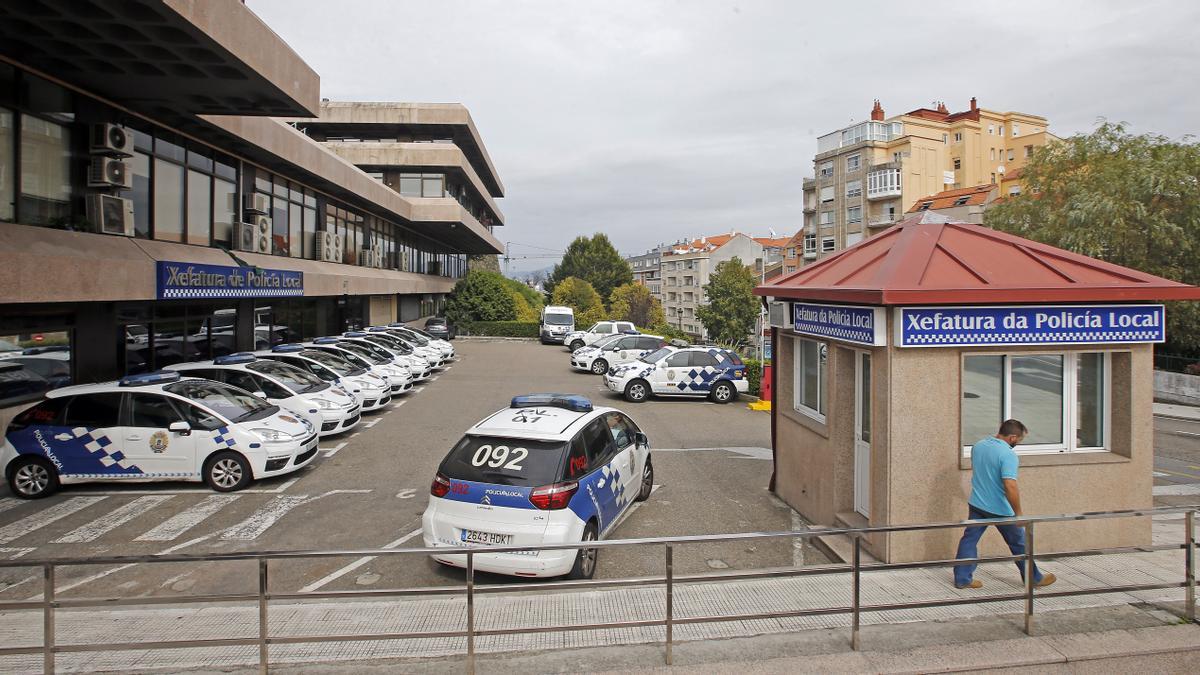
top-left (953, 505), bottom-right (1043, 586)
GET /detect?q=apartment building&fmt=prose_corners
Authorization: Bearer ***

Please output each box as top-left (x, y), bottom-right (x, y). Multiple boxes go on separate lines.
top-left (660, 233), bottom-right (764, 339)
top-left (907, 184), bottom-right (999, 224)
top-left (799, 98), bottom-right (1053, 265)
top-left (624, 244), bottom-right (671, 299)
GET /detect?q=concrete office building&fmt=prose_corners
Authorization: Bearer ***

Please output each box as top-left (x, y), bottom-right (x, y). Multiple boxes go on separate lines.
top-left (799, 98), bottom-right (1053, 265)
top-left (0, 0), bottom-right (503, 418)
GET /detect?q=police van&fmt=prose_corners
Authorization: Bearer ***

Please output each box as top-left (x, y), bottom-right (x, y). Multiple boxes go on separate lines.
top-left (255, 345), bottom-right (392, 412)
top-left (570, 334), bottom-right (666, 375)
top-left (422, 394), bottom-right (653, 579)
top-left (166, 354), bottom-right (361, 437)
top-left (1, 371), bottom-right (318, 498)
top-left (603, 345), bottom-right (749, 403)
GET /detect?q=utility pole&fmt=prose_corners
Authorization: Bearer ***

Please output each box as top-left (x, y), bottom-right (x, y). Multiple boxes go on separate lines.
top-left (504, 241), bottom-right (510, 277)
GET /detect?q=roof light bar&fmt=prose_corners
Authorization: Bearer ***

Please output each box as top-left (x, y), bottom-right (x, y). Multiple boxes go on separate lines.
top-left (510, 394), bottom-right (593, 413)
top-left (118, 370), bottom-right (182, 387)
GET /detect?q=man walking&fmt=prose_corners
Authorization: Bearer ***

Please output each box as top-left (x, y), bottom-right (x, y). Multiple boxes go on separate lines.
top-left (953, 419), bottom-right (1057, 589)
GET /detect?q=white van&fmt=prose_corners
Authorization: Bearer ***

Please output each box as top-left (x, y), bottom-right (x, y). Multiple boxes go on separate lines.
top-left (540, 306), bottom-right (575, 344)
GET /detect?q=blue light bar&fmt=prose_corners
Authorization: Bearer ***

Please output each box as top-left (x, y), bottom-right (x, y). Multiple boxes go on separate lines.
top-left (510, 393), bottom-right (593, 413)
top-left (343, 331), bottom-right (368, 338)
top-left (312, 337), bottom-right (341, 345)
top-left (366, 326), bottom-right (391, 332)
top-left (119, 370), bottom-right (182, 387)
top-left (213, 352), bottom-right (256, 365)
top-left (620, 329), bottom-right (641, 335)
top-left (271, 343), bottom-right (305, 353)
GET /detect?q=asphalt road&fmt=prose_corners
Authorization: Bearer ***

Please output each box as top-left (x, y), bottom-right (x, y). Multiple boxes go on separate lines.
top-left (1152, 414), bottom-right (1200, 507)
top-left (0, 339), bottom-right (789, 604)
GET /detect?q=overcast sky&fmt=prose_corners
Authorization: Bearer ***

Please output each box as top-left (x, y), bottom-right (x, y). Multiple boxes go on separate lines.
top-left (250, 0), bottom-right (1199, 272)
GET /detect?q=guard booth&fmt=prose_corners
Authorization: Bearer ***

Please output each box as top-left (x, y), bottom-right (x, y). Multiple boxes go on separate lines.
top-left (756, 213), bottom-right (1200, 563)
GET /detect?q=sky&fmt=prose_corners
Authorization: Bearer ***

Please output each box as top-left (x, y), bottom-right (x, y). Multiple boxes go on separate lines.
top-left (250, 0), bottom-right (1200, 272)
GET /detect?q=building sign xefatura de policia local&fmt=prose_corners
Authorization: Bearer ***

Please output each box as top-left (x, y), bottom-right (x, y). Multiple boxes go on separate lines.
top-left (896, 304), bottom-right (1164, 347)
top-left (792, 303), bottom-right (887, 347)
top-left (156, 261), bottom-right (304, 300)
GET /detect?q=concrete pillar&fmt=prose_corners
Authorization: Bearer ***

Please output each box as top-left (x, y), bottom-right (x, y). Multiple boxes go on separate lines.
top-left (73, 304), bottom-right (122, 384)
top-left (234, 299), bottom-right (256, 351)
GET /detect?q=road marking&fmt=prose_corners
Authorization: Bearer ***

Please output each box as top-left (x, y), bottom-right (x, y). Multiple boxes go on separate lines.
top-left (220, 490), bottom-right (370, 541)
top-left (363, 419), bottom-right (381, 429)
top-left (1153, 483), bottom-right (1200, 496)
top-left (1153, 471), bottom-right (1170, 477)
top-left (0, 496), bottom-right (107, 545)
top-left (429, 376), bottom-right (440, 382)
top-left (1153, 467), bottom-right (1200, 480)
top-left (1164, 430), bottom-right (1200, 438)
top-left (322, 442), bottom-right (348, 458)
top-left (653, 446), bottom-right (773, 460)
top-left (396, 489), bottom-right (417, 499)
top-left (135, 494), bottom-right (240, 542)
top-left (36, 534), bottom-right (213, 599)
top-left (0, 547), bottom-right (35, 560)
top-left (0, 499), bottom-right (24, 515)
top-left (300, 527), bottom-right (423, 593)
top-left (53, 495), bottom-right (173, 543)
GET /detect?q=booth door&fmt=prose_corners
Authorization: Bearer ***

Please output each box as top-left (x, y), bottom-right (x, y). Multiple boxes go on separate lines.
top-left (854, 352), bottom-right (871, 518)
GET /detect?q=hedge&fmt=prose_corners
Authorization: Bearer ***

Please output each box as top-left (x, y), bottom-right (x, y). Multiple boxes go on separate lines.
top-left (459, 321), bottom-right (539, 338)
top-left (743, 358), bottom-right (764, 396)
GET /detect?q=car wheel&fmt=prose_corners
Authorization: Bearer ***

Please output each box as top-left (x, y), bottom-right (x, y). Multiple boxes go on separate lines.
top-left (591, 358), bottom-right (609, 375)
top-left (7, 456), bottom-right (59, 499)
top-left (204, 451), bottom-right (252, 492)
top-left (711, 381), bottom-right (736, 404)
top-left (624, 379), bottom-right (649, 403)
top-left (567, 521), bottom-right (599, 580)
top-left (636, 458), bottom-right (654, 502)
top-left (569, 340), bottom-right (585, 352)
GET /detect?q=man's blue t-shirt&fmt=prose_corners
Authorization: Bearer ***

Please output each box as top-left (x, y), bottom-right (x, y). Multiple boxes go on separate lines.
top-left (969, 436), bottom-right (1019, 516)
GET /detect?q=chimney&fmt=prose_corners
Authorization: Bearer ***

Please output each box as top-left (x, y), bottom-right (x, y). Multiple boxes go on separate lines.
top-left (870, 99), bottom-right (884, 121)
top-left (936, 101), bottom-right (948, 114)
top-left (970, 96), bottom-right (978, 111)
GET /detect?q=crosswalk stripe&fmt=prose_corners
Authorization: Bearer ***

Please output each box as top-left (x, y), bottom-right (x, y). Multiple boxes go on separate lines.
top-left (135, 494), bottom-right (240, 542)
top-left (220, 495), bottom-right (310, 541)
top-left (0, 496), bottom-right (108, 545)
top-left (0, 498), bottom-right (24, 515)
top-left (52, 495), bottom-right (174, 543)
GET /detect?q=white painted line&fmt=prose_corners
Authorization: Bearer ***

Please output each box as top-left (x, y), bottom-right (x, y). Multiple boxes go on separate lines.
top-left (220, 495), bottom-right (311, 541)
top-left (396, 489), bottom-right (417, 499)
top-left (322, 442), bottom-right (348, 458)
top-left (135, 494), bottom-right (239, 542)
top-left (0, 496), bottom-right (107, 545)
top-left (1153, 483), bottom-right (1200, 496)
top-left (1153, 471), bottom-right (1170, 477)
top-left (429, 376), bottom-right (440, 382)
top-left (1, 574), bottom-right (38, 592)
top-left (53, 495), bottom-right (174, 543)
top-left (393, 400), bottom-right (407, 407)
top-left (0, 547), bottom-right (35, 560)
top-left (40, 534), bottom-right (214, 598)
top-left (0, 498), bottom-right (24, 515)
top-left (363, 419), bottom-right (381, 428)
top-left (300, 527), bottom-right (423, 593)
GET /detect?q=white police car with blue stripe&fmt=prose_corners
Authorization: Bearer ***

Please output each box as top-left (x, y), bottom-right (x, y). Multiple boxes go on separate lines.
top-left (570, 333), bottom-right (666, 375)
top-left (422, 394), bottom-right (653, 579)
top-left (1, 371), bottom-right (318, 499)
top-left (348, 331), bottom-right (433, 381)
top-left (304, 338), bottom-right (413, 395)
top-left (603, 345), bottom-right (749, 403)
top-left (255, 345), bottom-right (393, 412)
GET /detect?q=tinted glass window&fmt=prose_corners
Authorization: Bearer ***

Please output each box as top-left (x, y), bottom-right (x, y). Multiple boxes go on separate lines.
top-left (581, 418), bottom-right (616, 464)
top-left (563, 434), bottom-right (593, 480)
top-left (439, 435), bottom-right (567, 487)
top-left (0, 363), bottom-right (48, 405)
top-left (665, 352), bottom-right (691, 367)
top-left (129, 393), bottom-right (182, 428)
top-left (725, 352), bottom-right (744, 366)
top-left (640, 347), bottom-right (673, 364)
top-left (275, 356), bottom-right (338, 381)
top-left (164, 380), bottom-right (276, 423)
top-left (12, 357), bottom-right (69, 379)
top-left (253, 375), bottom-right (292, 400)
top-left (543, 312), bottom-right (572, 325)
top-left (595, 323), bottom-right (613, 334)
top-left (9, 397), bottom-right (69, 429)
top-left (297, 350), bottom-right (360, 376)
top-left (63, 393), bottom-right (123, 427)
top-left (220, 370), bottom-right (261, 394)
top-left (247, 360), bottom-right (326, 393)
top-left (605, 413), bottom-right (636, 449)
top-left (174, 401), bottom-right (224, 431)
top-left (690, 352), bottom-right (720, 367)
top-left (638, 337), bottom-right (664, 350)
top-left (333, 341), bottom-right (386, 365)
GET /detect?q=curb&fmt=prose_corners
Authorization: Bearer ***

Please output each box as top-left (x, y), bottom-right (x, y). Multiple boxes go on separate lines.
top-left (456, 336), bottom-right (538, 342)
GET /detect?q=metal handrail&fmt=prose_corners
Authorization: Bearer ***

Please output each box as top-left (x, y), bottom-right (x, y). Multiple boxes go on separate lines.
top-left (0, 504), bottom-right (1193, 674)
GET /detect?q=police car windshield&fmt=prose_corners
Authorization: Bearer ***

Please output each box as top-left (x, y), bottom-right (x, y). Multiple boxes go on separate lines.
top-left (440, 435), bottom-right (567, 487)
top-left (394, 329), bottom-right (429, 346)
top-left (165, 380), bottom-right (277, 423)
top-left (406, 326), bottom-right (437, 340)
top-left (298, 350), bottom-right (365, 376)
top-left (246, 360), bottom-right (328, 394)
top-left (369, 334), bottom-right (411, 354)
top-left (544, 313), bottom-right (572, 325)
top-left (592, 335), bottom-right (623, 349)
top-left (336, 341), bottom-right (388, 365)
top-left (640, 347), bottom-right (673, 363)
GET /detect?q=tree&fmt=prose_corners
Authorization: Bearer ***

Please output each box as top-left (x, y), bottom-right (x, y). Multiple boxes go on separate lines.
top-left (444, 270), bottom-right (517, 324)
top-left (985, 122), bottom-right (1200, 353)
top-left (551, 276), bottom-right (605, 326)
top-left (547, 234), bottom-right (633, 303)
top-left (467, 254), bottom-right (501, 274)
top-left (609, 283), bottom-right (664, 328)
top-left (697, 257), bottom-right (759, 348)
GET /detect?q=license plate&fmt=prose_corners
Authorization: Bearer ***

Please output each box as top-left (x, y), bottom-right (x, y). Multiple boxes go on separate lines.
top-left (460, 529), bottom-right (513, 546)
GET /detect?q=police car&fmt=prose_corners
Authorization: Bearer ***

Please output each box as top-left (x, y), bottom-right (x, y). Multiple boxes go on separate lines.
top-left (603, 345), bottom-right (749, 404)
top-left (1, 371), bottom-right (318, 498)
top-left (422, 394), bottom-right (653, 579)
top-left (304, 338), bottom-right (412, 396)
top-left (571, 334), bottom-right (666, 375)
top-left (166, 354), bottom-right (361, 437)
top-left (563, 320), bottom-right (637, 352)
top-left (255, 345), bottom-right (392, 412)
top-left (386, 324), bottom-right (455, 363)
top-left (367, 327), bottom-right (443, 370)
top-left (344, 332), bottom-right (433, 381)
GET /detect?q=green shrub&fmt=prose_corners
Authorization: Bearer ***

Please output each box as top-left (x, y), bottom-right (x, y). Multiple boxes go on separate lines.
top-left (445, 270), bottom-right (518, 324)
top-left (742, 357), bottom-right (764, 396)
top-left (459, 321), bottom-right (539, 338)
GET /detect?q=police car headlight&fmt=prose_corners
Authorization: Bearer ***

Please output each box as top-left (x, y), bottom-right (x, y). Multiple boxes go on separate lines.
top-left (252, 428), bottom-right (296, 443)
top-left (315, 398), bottom-right (336, 410)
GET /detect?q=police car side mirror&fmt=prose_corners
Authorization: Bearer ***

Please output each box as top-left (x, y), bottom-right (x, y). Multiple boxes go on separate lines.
top-left (634, 432), bottom-right (648, 448)
top-left (252, 391), bottom-right (267, 399)
top-left (169, 421), bottom-right (192, 436)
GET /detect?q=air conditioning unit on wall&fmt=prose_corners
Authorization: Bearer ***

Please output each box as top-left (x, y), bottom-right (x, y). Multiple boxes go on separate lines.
top-left (236, 216), bottom-right (271, 254)
top-left (358, 249), bottom-right (375, 267)
top-left (88, 157), bottom-right (132, 189)
top-left (316, 230), bottom-right (342, 263)
top-left (89, 123), bottom-right (133, 157)
top-left (85, 194), bottom-right (134, 236)
top-left (372, 245), bottom-right (386, 268)
top-left (243, 193), bottom-right (269, 215)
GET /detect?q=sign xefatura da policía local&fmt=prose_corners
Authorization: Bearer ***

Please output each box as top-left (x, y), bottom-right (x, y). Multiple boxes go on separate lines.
top-left (896, 304), bottom-right (1164, 347)
top-left (156, 261), bottom-right (303, 300)
top-left (791, 302), bottom-right (887, 347)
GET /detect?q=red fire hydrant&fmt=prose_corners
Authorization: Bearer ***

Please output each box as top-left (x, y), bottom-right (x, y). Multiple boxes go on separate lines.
top-left (760, 364), bottom-right (773, 402)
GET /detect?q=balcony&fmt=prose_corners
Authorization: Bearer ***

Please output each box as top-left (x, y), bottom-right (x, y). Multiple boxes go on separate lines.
top-left (868, 214), bottom-right (899, 228)
top-left (867, 168), bottom-right (902, 200)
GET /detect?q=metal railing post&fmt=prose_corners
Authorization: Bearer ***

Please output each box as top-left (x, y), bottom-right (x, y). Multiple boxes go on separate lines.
top-left (466, 550), bottom-right (476, 675)
top-left (258, 558), bottom-right (269, 674)
top-left (43, 563), bottom-right (55, 675)
top-left (851, 535), bottom-right (861, 650)
top-left (1187, 510), bottom-right (1196, 622)
top-left (665, 544), bottom-right (674, 666)
top-left (1023, 522), bottom-right (1034, 635)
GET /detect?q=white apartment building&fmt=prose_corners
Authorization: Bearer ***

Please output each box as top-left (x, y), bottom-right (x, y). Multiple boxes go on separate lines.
top-left (660, 233), bottom-right (764, 339)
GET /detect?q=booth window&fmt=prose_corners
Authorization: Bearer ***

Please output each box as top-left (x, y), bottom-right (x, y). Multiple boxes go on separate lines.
top-left (794, 338), bottom-right (827, 421)
top-left (961, 352), bottom-right (1109, 455)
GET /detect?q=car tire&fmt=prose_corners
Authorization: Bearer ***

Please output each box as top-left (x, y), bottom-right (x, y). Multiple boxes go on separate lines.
top-left (569, 340), bottom-right (585, 352)
top-left (7, 456), bottom-right (59, 499)
top-left (636, 457), bottom-right (654, 502)
top-left (624, 379), bottom-right (650, 403)
top-left (711, 381), bottom-right (736, 404)
top-left (567, 521), bottom-right (599, 580)
top-left (591, 358), bottom-right (609, 375)
top-left (204, 451), bottom-right (253, 492)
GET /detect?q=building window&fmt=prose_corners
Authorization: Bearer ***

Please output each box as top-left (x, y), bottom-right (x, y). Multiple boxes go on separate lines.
top-left (953, 158), bottom-right (962, 170)
top-left (991, 173), bottom-right (996, 184)
top-left (954, 132), bottom-right (963, 143)
top-left (845, 179), bottom-right (862, 199)
top-left (821, 236), bottom-right (835, 252)
top-left (846, 154), bottom-right (861, 172)
top-left (1025, 145), bottom-right (1034, 158)
top-left (0, 108), bottom-right (12, 223)
top-left (1009, 186), bottom-right (1021, 196)
top-left (846, 206), bottom-right (862, 224)
top-left (19, 116), bottom-right (72, 226)
top-left (1012, 123), bottom-right (1020, 137)
top-left (867, 168), bottom-right (901, 197)
top-left (942, 133), bottom-right (948, 144)
top-left (803, 233), bottom-right (816, 255)
top-left (793, 338), bottom-right (827, 421)
top-left (990, 148), bottom-right (996, 161)
top-left (845, 231), bottom-right (863, 246)
top-left (819, 186), bottom-right (834, 203)
top-left (818, 161), bottom-right (834, 178)
top-left (153, 157), bottom-right (184, 242)
top-left (917, 201), bottom-right (932, 211)
top-left (961, 352), bottom-right (1109, 455)
top-left (988, 124), bottom-right (994, 135)
top-left (819, 210), bottom-right (833, 226)
top-left (953, 196), bottom-right (970, 206)
top-left (998, 125), bottom-right (1004, 136)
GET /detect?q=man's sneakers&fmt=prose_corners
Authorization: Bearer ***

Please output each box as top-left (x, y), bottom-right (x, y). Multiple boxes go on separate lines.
top-left (1034, 573), bottom-right (1057, 587)
top-left (955, 580), bottom-right (983, 589)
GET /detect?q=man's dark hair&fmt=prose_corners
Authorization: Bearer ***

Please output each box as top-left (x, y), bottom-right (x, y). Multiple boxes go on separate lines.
top-left (998, 419), bottom-right (1028, 436)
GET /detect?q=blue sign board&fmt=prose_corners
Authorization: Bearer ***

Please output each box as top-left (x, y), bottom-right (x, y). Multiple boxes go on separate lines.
top-left (897, 304), bottom-right (1164, 347)
top-left (156, 261), bottom-right (303, 300)
top-left (793, 302), bottom-right (887, 347)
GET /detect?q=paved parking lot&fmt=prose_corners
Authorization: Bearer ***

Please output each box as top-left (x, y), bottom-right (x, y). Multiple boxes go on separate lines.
top-left (0, 339), bottom-right (792, 603)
